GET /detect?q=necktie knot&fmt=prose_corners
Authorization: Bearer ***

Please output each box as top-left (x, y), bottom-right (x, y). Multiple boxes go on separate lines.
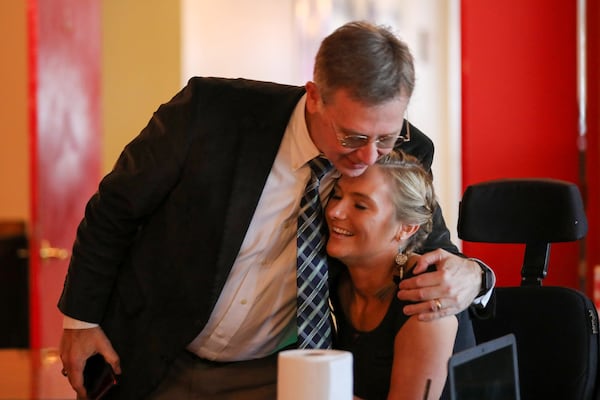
top-left (307, 157), bottom-right (332, 181)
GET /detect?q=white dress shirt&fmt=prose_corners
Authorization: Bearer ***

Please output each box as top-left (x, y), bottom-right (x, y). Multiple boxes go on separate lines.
top-left (185, 94), bottom-right (337, 360)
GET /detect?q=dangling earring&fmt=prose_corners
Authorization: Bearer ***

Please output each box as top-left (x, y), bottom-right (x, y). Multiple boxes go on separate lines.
top-left (395, 252), bottom-right (408, 267)
top-left (393, 252), bottom-right (408, 283)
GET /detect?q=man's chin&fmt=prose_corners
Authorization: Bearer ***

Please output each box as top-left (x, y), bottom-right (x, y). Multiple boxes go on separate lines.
top-left (340, 165), bottom-right (368, 177)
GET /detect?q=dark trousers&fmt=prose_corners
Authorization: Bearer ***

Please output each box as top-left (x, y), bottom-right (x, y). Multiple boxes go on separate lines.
top-left (148, 351), bottom-right (278, 400)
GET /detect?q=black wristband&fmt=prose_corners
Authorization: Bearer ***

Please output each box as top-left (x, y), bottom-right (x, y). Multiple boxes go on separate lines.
top-left (473, 260), bottom-right (493, 297)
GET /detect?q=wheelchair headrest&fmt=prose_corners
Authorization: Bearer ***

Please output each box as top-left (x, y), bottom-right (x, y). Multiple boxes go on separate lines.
top-left (458, 178), bottom-right (587, 243)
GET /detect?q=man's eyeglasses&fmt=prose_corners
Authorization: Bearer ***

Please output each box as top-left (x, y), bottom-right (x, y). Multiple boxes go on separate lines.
top-left (333, 118), bottom-right (411, 149)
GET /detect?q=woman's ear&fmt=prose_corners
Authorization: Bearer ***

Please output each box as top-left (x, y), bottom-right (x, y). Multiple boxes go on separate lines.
top-left (395, 224), bottom-right (420, 242)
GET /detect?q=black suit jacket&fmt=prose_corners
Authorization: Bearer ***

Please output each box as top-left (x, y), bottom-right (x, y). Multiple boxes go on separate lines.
top-left (58, 77), bottom-right (459, 399)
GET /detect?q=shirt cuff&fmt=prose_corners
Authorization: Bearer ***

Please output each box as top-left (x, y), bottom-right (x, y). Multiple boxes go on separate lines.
top-left (469, 258), bottom-right (496, 308)
top-left (63, 315), bottom-right (99, 329)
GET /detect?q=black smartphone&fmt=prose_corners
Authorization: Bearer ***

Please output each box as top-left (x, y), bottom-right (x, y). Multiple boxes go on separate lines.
top-left (83, 354), bottom-right (118, 400)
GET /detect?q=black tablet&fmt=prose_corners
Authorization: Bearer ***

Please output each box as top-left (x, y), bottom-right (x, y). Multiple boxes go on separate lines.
top-left (448, 333), bottom-right (520, 400)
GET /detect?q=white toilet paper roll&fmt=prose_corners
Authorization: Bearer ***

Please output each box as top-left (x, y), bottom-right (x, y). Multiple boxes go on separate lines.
top-left (277, 349), bottom-right (353, 400)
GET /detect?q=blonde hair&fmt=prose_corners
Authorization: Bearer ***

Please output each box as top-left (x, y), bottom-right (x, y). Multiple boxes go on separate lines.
top-left (375, 150), bottom-right (436, 252)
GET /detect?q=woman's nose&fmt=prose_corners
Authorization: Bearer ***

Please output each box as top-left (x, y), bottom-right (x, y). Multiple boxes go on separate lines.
top-left (326, 202), bottom-right (344, 220)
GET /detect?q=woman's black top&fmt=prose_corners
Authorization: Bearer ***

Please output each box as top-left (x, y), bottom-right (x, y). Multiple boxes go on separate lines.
top-left (331, 272), bottom-right (476, 400)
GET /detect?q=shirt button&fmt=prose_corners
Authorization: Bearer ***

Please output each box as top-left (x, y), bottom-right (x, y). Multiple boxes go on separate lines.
top-left (240, 299), bottom-right (247, 305)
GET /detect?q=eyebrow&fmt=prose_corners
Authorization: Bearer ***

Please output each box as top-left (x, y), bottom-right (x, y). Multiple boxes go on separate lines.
top-left (351, 191), bottom-right (375, 200)
top-left (334, 181), bottom-right (376, 201)
top-left (335, 122), bottom-right (402, 138)
top-left (346, 189), bottom-right (376, 205)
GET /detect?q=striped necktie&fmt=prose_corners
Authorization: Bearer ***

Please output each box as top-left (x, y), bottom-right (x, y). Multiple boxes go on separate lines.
top-left (296, 156), bottom-right (332, 349)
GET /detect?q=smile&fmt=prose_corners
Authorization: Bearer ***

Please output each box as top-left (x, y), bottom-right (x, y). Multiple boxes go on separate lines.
top-left (331, 226), bottom-right (353, 236)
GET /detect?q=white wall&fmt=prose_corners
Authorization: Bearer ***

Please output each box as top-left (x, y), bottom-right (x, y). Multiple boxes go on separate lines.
top-left (395, 0), bottom-right (462, 247)
top-left (181, 0), bottom-right (461, 246)
top-left (181, 0), bottom-right (297, 85)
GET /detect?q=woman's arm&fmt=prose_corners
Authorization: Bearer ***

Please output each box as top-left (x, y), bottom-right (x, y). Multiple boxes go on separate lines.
top-left (388, 315), bottom-right (458, 400)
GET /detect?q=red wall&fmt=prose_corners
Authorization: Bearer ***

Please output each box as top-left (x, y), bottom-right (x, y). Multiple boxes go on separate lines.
top-left (585, 0), bottom-right (600, 298)
top-left (461, 1), bottom-right (590, 290)
top-left (28, 0), bottom-right (102, 348)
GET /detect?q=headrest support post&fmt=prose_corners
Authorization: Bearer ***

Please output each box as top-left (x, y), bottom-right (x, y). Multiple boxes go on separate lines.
top-left (521, 242), bottom-right (550, 286)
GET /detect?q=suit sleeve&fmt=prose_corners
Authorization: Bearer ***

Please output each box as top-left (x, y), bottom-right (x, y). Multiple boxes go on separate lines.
top-left (57, 82), bottom-right (197, 322)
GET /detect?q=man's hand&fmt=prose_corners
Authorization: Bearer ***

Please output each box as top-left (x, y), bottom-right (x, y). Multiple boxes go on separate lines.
top-left (60, 327), bottom-right (121, 399)
top-left (397, 249), bottom-right (482, 321)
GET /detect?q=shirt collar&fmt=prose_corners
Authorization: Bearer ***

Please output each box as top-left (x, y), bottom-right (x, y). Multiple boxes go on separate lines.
top-left (288, 94), bottom-right (322, 171)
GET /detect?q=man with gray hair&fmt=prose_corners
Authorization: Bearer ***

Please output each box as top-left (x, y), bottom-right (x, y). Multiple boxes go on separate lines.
top-left (58, 21), bottom-right (493, 399)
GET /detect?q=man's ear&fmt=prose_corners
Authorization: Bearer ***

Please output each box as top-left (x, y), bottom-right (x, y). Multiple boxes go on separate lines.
top-left (305, 81), bottom-right (321, 113)
top-left (396, 224), bottom-right (420, 241)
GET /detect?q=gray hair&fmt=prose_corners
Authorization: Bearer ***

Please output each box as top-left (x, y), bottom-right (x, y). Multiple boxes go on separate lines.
top-left (375, 150), bottom-right (436, 252)
top-left (314, 21), bottom-right (415, 105)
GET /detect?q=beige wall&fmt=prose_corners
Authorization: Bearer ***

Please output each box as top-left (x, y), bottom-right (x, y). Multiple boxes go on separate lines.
top-left (0, 0), bottom-right (29, 222)
top-left (0, 1), bottom-right (181, 224)
top-left (101, 0), bottom-right (181, 173)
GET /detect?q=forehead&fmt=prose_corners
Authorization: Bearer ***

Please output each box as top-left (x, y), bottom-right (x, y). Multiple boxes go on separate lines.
top-left (337, 166), bottom-right (392, 200)
top-left (325, 90), bottom-right (408, 136)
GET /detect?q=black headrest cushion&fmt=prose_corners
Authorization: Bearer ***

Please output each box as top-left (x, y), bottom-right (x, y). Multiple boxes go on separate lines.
top-left (458, 178), bottom-right (588, 243)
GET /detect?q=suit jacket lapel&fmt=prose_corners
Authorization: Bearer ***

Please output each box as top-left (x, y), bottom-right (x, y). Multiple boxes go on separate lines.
top-left (213, 86), bottom-right (305, 296)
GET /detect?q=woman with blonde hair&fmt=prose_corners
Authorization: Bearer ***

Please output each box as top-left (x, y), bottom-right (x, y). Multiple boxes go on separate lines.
top-left (327, 150), bottom-right (475, 400)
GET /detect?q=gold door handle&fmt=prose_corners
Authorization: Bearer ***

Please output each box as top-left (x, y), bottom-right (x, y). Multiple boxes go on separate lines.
top-left (40, 240), bottom-right (70, 260)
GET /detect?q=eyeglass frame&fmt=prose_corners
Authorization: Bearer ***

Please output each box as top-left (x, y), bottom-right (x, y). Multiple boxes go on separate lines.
top-left (329, 116), bottom-right (411, 149)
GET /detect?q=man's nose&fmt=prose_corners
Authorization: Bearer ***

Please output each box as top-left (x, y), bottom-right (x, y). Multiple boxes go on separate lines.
top-left (354, 143), bottom-right (379, 165)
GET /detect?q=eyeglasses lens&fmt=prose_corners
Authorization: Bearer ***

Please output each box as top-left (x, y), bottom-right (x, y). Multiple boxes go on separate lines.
top-left (341, 135), bottom-right (399, 149)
